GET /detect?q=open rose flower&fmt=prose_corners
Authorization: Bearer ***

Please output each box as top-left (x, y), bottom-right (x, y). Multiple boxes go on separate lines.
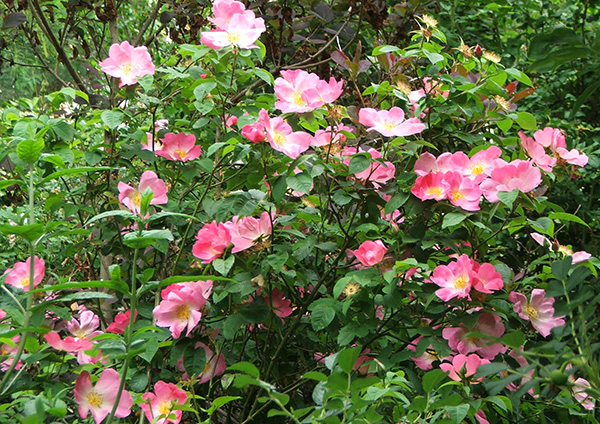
top-left (74, 369), bottom-right (133, 424)
top-left (118, 170), bottom-right (168, 216)
top-left (141, 381), bottom-right (188, 424)
top-left (358, 107), bottom-right (425, 137)
top-left (153, 281), bottom-right (213, 338)
top-left (4, 256), bottom-right (45, 292)
top-left (509, 289), bottom-right (565, 337)
top-left (154, 132), bottom-right (201, 162)
top-left (98, 41), bottom-right (155, 87)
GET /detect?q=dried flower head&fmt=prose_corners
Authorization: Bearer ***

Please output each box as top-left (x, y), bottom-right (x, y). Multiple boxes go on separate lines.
top-left (343, 281), bottom-right (361, 298)
top-left (457, 40), bottom-right (473, 58)
top-left (494, 95), bottom-right (511, 111)
top-left (483, 50), bottom-right (501, 63)
top-left (420, 15), bottom-right (438, 28)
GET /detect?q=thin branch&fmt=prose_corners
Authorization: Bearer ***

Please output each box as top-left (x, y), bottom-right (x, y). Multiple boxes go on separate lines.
top-left (26, 0), bottom-right (88, 93)
top-left (133, 0), bottom-right (164, 46)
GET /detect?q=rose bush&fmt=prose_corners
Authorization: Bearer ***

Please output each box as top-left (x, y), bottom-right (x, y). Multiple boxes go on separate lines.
top-left (0, 1), bottom-right (597, 423)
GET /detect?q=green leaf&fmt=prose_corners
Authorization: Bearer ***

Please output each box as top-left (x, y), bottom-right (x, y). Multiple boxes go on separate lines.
top-left (17, 139), bottom-right (44, 164)
top-left (213, 256), bottom-right (235, 276)
top-left (253, 68), bottom-right (274, 85)
top-left (552, 257), bottom-right (572, 280)
top-left (39, 166), bottom-right (113, 184)
top-left (308, 299), bottom-right (336, 331)
top-left (0, 224), bottom-right (44, 243)
top-left (548, 212), bottom-right (589, 228)
top-left (183, 343), bottom-right (207, 376)
top-left (474, 363), bottom-right (508, 379)
top-left (515, 112), bottom-right (537, 130)
top-left (496, 118), bottom-right (513, 133)
top-left (302, 371), bottom-right (328, 381)
top-left (193, 81), bottom-right (217, 102)
top-left (348, 153), bottom-right (371, 174)
top-left (442, 212), bottom-right (468, 229)
top-left (139, 338), bottom-right (159, 362)
top-left (505, 68), bottom-right (533, 87)
top-left (101, 110), bottom-right (123, 130)
top-left (337, 347), bottom-right (360, 374)
top-left (266, 252), bottom-right (288, 272)
top-left (228, 361), bottom-right (260, 378)
top-left (384, 192), bottom-right (409, 214)
top-left (497, 189), bottom-right (518, 207)
top-left (206, 396), bottom-right (242, 415)
top-left (86, 210), bottom-right (136, 226)
top-left (423, 369), bottom-right (448, 393)
top-left (122, 229), bottom-right (174, 249)
top-left (52, 121), bottom-right (75, 141)
top-left (445, 404), bottom-right (469, 424)
top-left (287, 172), bottom-right (313, 194)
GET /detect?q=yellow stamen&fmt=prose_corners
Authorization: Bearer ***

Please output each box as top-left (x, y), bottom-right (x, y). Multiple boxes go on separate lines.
top-left (87, 391), bottom-right (103, 408)
top-left (272, 132), bottom-right (286, 147)
top-left (176, 305), bottom-right (190, 321)
top-left (174, 149), bottom-right (188, 159)
top-left (471, 164), bottom-right (484, 175)
top-left (121, 64), bottom-right (134, 76)
top-left (454, 275), bottom-right (469, 289)
top-left (131, 191), bottom-right (142, 208)
top-left (293, 92), bottom-right (306, 107)
top-left (228, 32), bottom-right (241, 44)
top-left (524, 304), bottom-right (539, 319)
top-left (451, 191), bottom-right (463, 202)
top-left (158, 401), bottom-right (172, 416)
top-left (426, 187), bottom-right (443, 198)
top-left (383, 121), bottom-right (396, 131)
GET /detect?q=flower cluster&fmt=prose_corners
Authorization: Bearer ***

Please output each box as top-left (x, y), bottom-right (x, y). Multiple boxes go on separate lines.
top-left (201, 0), bottom-right (266, 49)
top-left (192, 212), bottom-right (273, 263)
top-left (412, 146), bottom-right (544, 209)
top-left (520, 127), bottom-right (588, 170)
top-left (430, 254), bottom-right (503, 301)
top-left (274, 69), bottom-right (343, 113)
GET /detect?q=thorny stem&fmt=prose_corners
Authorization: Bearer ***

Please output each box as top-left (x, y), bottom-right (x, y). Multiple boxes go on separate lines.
top-left (0, 168), bottom-right (36, 395)
top-left (105, 245), bottom-right (140, 424)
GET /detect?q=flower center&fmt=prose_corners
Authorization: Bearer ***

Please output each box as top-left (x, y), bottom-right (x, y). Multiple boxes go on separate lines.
top-left (383, 121), bottom-right (396, 131)
top-left (293, 92), bottom-right (306, 107)
top-left (174, 149), bottom-right (188, 159)
top-left (20, 277), bottom-right (30, 289)
top-left (524, 304), bottom-right (539, 319)
top-left (272, 132), bottom-right (286, 147)
top-left (121, 63), bottom-right (134, 76)
top-left (176, 305), bottom-right (190, 321)
top-left (87, 390), bottom-right (103, 408)
top-left (132, 191), bottom-right (142, 208)
top-left (454, 275), bottom-right (469, 289)
top-left (471, 164), bottom-right (484, 175)
top-left (426, 186), bottom-right (443, 198)
top-left (73, 330), bottom-right (88, 339)
top-left (558, 245), bottom-right (574, 257)
top-left (451, 191), bottom-right (463, 202)
top-left (228, 32), bottom-right (241, 44)
top-left (158, 400), bottom-right (172, 416)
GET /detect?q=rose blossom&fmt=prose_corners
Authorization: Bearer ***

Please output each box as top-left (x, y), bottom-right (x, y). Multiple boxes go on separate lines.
top-left (98, 41), bottom-right (155, 87)
top-left (74, 369), bottom-right (133, 423)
